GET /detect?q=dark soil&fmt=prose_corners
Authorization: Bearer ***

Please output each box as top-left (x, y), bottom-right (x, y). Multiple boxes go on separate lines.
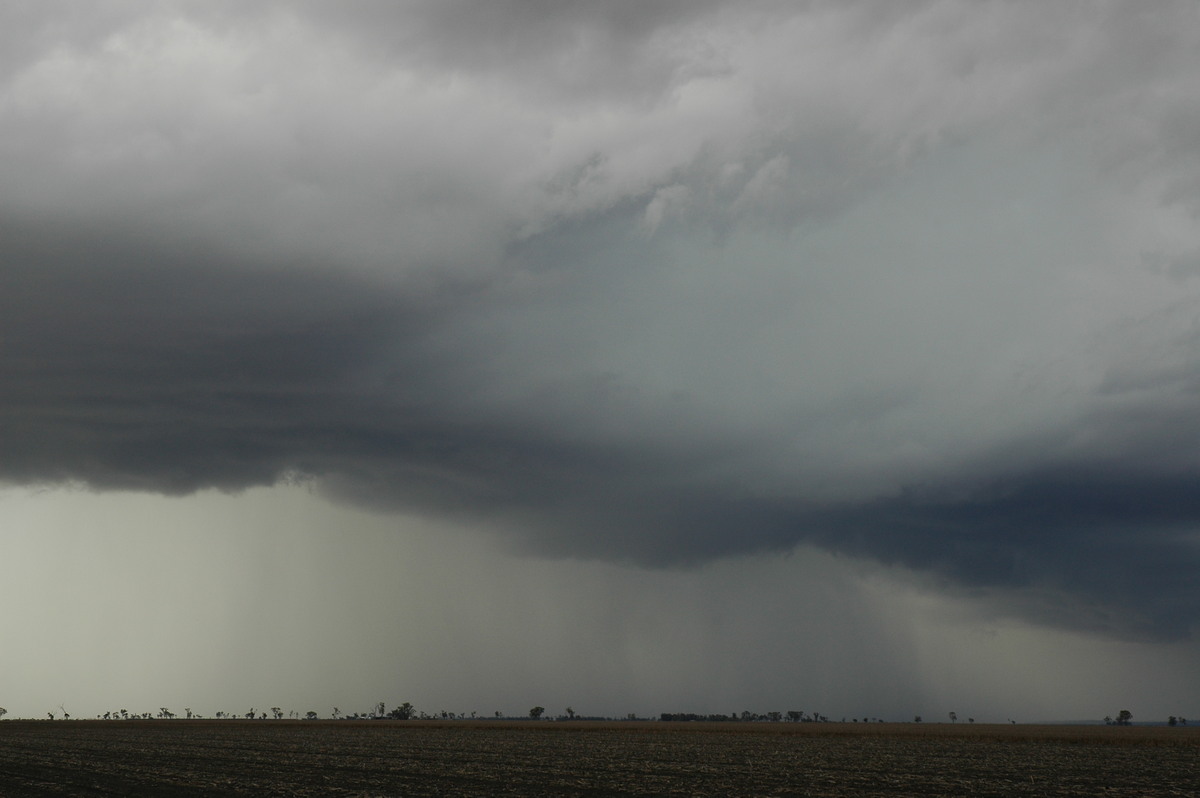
top-left (0, 720), bottom-right (1195, 796)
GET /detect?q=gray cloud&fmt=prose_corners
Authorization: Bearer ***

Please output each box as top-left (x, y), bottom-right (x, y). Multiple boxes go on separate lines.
top-left (4, 1), bottom-right (1200, 642)
top-left (301, 0), bottom-right (734, 102)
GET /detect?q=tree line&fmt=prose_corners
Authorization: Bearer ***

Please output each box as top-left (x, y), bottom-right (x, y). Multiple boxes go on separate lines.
top-left (4, 704), bottom-right (1192, 726)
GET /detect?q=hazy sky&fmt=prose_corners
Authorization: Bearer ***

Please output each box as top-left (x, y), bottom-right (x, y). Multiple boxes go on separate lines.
top-left (3, 1), bottom-right (1200, 723)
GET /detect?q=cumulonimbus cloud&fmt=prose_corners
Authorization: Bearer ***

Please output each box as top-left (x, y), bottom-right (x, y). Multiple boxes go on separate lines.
top-left (4, 1), bottom-right (1200, 640)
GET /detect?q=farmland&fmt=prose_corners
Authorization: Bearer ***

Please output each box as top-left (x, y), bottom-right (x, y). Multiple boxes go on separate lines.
top-left (0, 719), bottom-right (1195, 796)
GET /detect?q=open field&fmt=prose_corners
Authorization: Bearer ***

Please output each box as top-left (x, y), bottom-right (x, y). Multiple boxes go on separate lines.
top-left (0, 720), bottom-right (1196, 796)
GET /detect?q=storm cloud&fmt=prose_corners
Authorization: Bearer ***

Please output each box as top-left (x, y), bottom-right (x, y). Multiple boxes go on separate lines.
top-left (4, 0), bottom-right (1200, 643)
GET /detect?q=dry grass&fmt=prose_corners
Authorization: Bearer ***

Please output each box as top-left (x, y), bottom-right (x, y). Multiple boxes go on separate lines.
top-left (372, 718), bottom-right (1200, 745)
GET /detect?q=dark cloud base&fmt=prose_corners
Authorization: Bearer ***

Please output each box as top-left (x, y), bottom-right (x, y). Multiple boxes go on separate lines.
top-left (3, 223), bottom-right (1198, 641)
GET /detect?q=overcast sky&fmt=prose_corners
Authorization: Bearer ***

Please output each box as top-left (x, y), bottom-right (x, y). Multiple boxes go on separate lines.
top-left (3, 1), bottom-right (1200, 723)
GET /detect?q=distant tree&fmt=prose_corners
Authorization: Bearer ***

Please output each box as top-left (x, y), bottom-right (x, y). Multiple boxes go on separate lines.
top-left (246, 708), bottom-right (255, 719)
top-left (766, 711), bottom-right (782, 722)
top-left (1169, 716), bottom-right (1178, 727)
top-left (375, 702), bottom-right (386, 719)
top-left (185, 708), bottom-right (193, 719)
top-left (306, 711), bottom-right (318, 720)
top-left (1104, 715), bottom-right (1113, 725)
top-left (388, 702), bottom-right (415, 720)
top-left (529, 706), bottom-right (545, 719)
top-left (271, 707), bottom-right (283, 720)
top-left (787, 711), bottom-right (802, 723)
top-left (914, 716), bottom-right (922, 723)
top-left (495, 711), bottom-right (503, 719)
top-left (1116, 710), bottom-right (1133, 726)
top-left (949, 712), bottom-right (957, 723)
top-left (120, 709), bottom-right (128, 720)
top-left (566, 707), bottom-right (575, 720)
top-left (0, 707), bottom-right (7, 720)
top-left (332, 707), bottom-right (341, 720)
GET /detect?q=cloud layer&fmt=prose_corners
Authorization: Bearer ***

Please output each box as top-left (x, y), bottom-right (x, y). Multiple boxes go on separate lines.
top-left (4, 1), bottom-right (1200, 639)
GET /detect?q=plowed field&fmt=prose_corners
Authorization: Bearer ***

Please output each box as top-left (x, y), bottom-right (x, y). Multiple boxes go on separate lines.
top-left (0, 720), bottom-right (1195, 796)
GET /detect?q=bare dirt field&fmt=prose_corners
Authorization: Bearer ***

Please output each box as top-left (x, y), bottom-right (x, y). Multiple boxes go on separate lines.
top-left (0, 719), bottom-right (1195, 796)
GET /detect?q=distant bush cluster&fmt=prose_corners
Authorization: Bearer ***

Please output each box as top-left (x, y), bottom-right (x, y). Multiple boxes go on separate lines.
top-left (4, 702), bottom-right (1191, 728)
top-left (659, 711), bottom-right (831, 723)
